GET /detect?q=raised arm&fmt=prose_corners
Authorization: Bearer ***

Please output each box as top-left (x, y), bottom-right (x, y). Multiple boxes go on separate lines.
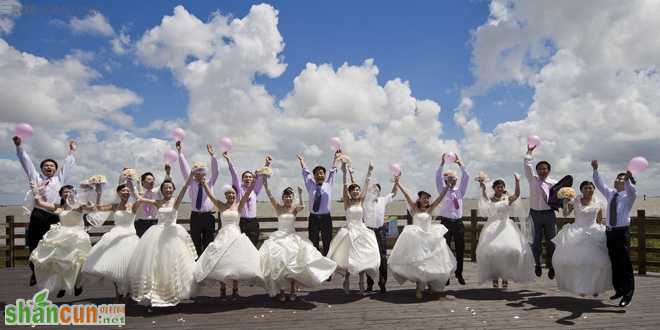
top-left (435, 156), bottom-right (445, 194)
top-left (524, 146), bottom-right (537, 181)
top-left (57, 140), bottom-right (76, 182)
top-left (396, 179), bottom-right (417, 211)
top-left (299, 154), bottom-right (315, 192)
top-left (225, 152), bottom-right (243, 196)
top-left (201, 179), bottom-right (227, 210)
top-left (14, 137), bottom-right (38, 182)
top-left (176, 141), bottom-right (191, 179)
top-left (591, 160), bottom-right (612, 197)
top-left (390, 177), bottom-right (399, 197)
top-left (342, 163), bottom-right (350, 209)
top-left (263, 177), bottom-right (280, 210)
top-left (253, 155), bottom-right (271, 196)
top-left (163, 163), bottom-right (172, 182)
top-left (508, 174), bottom-right (521, 204)
top-left (296, 186), bottom-right (305, 212)
top-left (359, 162), bottom-right (374, 201)
top-left (479, 182), bottom-right (488, 200)
top-left (457, 156), bottom-right (470, 196)
top-left (207, 144), bottom-right (219, 185)
top-left (624, 170), bottom-right (637, 200)
top-left (174, 172), bottom-right (194, 210)
top-left (428, 186), bottom-right (450, 214)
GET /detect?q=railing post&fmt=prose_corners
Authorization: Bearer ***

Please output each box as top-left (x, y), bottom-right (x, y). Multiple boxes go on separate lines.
top-left (470, 209), bottom-right (478, 262)
top-left (637, 209), bottom-right (646, 275)
top-left (7, 215), bottom-right (15, 268)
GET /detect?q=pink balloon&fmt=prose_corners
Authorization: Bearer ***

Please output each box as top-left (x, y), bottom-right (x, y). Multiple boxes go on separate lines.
top-left (444, 152), bottom-right (457, 163)
top-left (390, 163), bottom-right (401, 176)
top-left (15, 123), bottom-right (33, 139)
top-left (172, 127), bottom-right (186, 142)
top-left (164, 150), bottom-right (178, 164)
top-left (527, 135), bottom-right (541, 148)
top-left (219, 137), bottom-right (233, 152)
top-left (627, 156), bottom-right (649, 174)
top-left (329, 137), bottom-right (342, 151)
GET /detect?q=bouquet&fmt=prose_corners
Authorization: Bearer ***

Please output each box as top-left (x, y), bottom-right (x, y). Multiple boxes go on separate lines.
top-left (80, 175), bottom-right (107, 190)
top-left (121, 168), bottom-right (136, 179)
top-left (557, 187), bottom-right (576, 200)
top-left (475, 171), bottom-right (490, 183)
top-left (255, 166), bottom-right (273, 177)
top-left (192, 161), bottom-right (207, 173)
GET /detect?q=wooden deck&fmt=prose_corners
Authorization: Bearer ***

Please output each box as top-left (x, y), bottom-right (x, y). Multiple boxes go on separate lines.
top-left (2, 263), bottom-right (660, 329)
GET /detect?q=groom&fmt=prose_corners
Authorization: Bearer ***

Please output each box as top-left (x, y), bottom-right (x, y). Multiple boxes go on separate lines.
top-left (524, 145), bottom-right (558, 279)
top-left (592, 160), bottom-right (636, 307)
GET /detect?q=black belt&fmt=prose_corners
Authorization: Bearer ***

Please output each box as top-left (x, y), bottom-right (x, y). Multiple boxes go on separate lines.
top-left (367, 225), bottom-right (385, 230)
top-left (606, 226), bottom-right (628, 232)
top-left (191, 211), bottom-right (215, 215)
top-left (240, 217), bottom-right (257, 221)
top-left (439, 216), bottom-right (462, 222)
top-left (530, 209), bottom-right (554, 214)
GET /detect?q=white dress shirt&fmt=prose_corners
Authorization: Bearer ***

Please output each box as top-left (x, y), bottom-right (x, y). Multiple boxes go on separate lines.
top-left (523, 154), bottom-right (557, 211)
top-left (593, 170), bottom-right (636, 228)
top-left (17, 145), bottom-right (75, 213)
top-left (363, 193), bottom-right (394, 228)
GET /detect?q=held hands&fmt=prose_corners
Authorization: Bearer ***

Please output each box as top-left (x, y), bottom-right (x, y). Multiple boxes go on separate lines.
top-left (591, 160), bottom-right (598, 171)
top-left (207, 144), bottom-right (214, 156)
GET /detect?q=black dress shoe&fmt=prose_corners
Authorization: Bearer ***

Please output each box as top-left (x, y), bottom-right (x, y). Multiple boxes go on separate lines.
top-left (379, 284), bottom-right (386, 294)
top-left (326, 276), bottom-right (332, 282)
top-left (456, 273), bottom-right (466, 285)
top-left (609, 292), bottom-right (624, 300)
top-left (74, 287), bottom-right (83, 296)
top-left (57, 290), bottom-right (66, 298)
top-left (619, 295), bottom-right (632, 307)
top-left (535, 265), bottom-right (542, 277)
top-left (366, 285), bottom-right (373, 293)
top-left (29, 274), bottom-right (37, 287)
top-left (548, 268), bottom-right (555, 280)
top-left (446, 278), bottom-right (450, 286)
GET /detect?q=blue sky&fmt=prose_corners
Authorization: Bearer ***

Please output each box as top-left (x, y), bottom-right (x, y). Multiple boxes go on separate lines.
top-left (5, 0), bottom-right (531, 138)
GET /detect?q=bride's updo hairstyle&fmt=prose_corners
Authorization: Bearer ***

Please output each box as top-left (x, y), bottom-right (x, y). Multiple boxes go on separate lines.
top-left (282, 187), bottom-right (294, 198)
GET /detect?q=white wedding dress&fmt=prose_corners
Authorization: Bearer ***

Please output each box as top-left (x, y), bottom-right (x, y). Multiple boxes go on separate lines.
top-left (552, 196), bottom-right (612, 296)
top-left (326, 205), bottom-right (380, 278)
top-left (259, 213), bottom-right (337, 297)
top-left (80, 209), bottom-right (139, 295)
top-left (476, 197), bottom-right (535, 283)
top-left (388, 212), bottom-right (456, 291)
top-left (194, 210), bottom-right (263, 284)
top-left (30, 210), bottom-right (92, 296)
top-left (128, 207), bottom-right (198, 307)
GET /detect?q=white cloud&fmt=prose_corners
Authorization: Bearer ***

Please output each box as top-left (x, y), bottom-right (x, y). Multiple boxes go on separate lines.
top-left (458, 0), bottom-right (660, 195)
top-left (0, 0), bottom-right (21, 35)
top-left (69, 10), bottom-right (115, 37)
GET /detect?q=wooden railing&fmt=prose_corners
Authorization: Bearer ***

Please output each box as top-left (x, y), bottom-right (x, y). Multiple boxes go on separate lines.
top-left (2, 210), bottom-right (659, 274)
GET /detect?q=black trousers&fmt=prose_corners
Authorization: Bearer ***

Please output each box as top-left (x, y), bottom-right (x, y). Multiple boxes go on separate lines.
top-left (530, 209), bottom-right (557, 267)
top-left (440, 217), bottom-right (465, 275)
top-left (239, 217), bottom-right (261, 247)
top-left (308, 213), bottom-right (333, 256)
top-left (27, 208), bottom-right (60, 275)
top-left (134, 219), bottom-right (158, 238)
top-left (606, 227), bottom-right (635, 297)
top-left (366, 225), bottom-right (388, 288)
top-left (190, 211), bottom-right (216, 256)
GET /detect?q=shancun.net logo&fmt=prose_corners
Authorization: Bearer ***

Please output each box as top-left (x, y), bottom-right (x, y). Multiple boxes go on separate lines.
top-left (4, 289), bottom-right (125, 326)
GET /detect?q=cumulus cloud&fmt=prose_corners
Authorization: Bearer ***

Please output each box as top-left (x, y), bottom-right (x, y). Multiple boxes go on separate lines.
top-left (458, 0), bottom-right (660, 195)
top-left (69, 10), bottom-right (115, 37)
top-left (0, 0), bottom-right (21, 35)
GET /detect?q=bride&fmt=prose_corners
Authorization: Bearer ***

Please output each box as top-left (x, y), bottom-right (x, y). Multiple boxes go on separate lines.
top-left (193, 178), bottom-right (263, 300)
top-left (127, 173), bottom-right (198, 307)
top-left (476, 175), bottom-right (535, 288)
top-left (326, 161), bottom-right (380, 295)
top-left (30, 184), bottom-right (95, 298)
top-left (81, 182), bottom-right (139, 300)
top-left (389, 175), bottom-right (455, 299)
top-left (260, 175), bottom-right (337, 302)
top-left (552, 180), bottom-right (612, 297)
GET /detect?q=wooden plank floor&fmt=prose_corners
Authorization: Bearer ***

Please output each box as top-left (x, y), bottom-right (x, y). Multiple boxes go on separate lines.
top-left (1, 263), bottom-right (659, 329)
